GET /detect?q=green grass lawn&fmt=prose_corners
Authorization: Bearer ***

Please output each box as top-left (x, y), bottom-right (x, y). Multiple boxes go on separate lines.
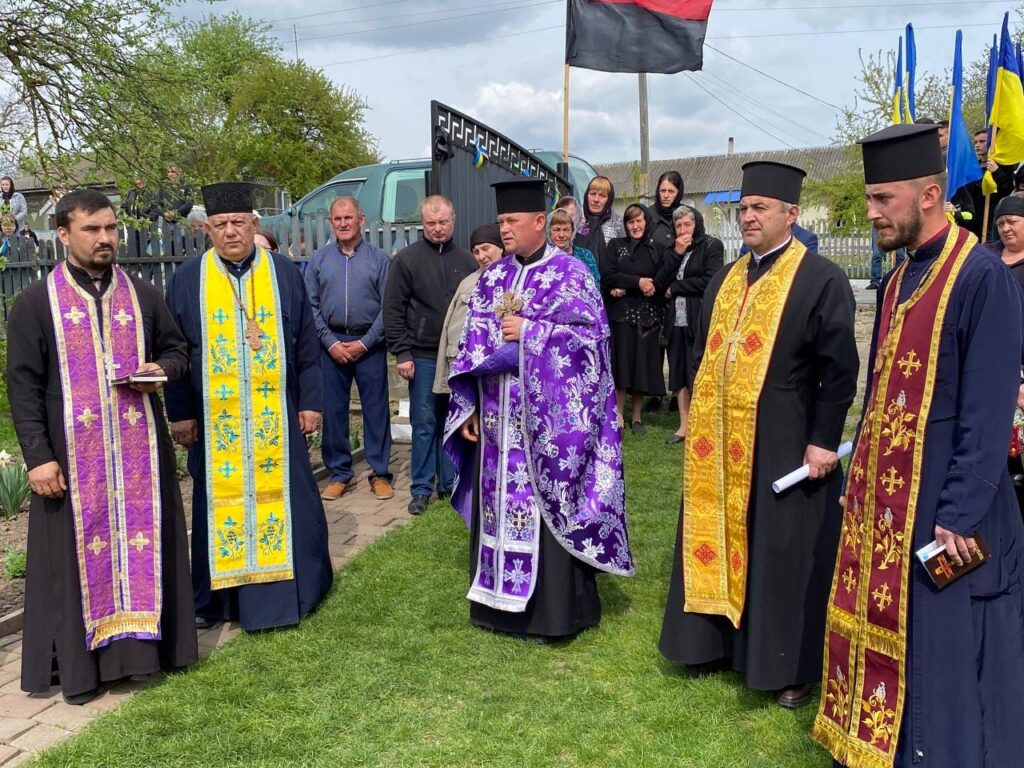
top-left (36, 413), bottom-right (832, 767)
top-left (0, 341), bottom-right (19, 455)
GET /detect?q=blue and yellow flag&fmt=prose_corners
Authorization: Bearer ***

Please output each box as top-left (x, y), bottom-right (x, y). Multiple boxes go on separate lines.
top-left (891, 37), bottom-right (912, 125)
top-left (905, 23), bottom-right (917, 122)
top-left (948, 31), bottom-right (983, 201)
top-left (984, 12), bottom-right (1024, 194)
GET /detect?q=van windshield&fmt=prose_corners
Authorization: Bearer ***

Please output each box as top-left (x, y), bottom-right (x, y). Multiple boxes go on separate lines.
top-left (297, 180), bottom-right (365, 218)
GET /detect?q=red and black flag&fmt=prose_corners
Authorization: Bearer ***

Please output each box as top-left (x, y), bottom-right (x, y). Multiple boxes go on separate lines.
top-left (566, 0), bottom-right (713, 74)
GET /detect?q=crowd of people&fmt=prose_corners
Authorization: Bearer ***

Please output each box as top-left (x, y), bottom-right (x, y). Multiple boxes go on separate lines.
top-left (5, 122), bottom-right (1024, 768)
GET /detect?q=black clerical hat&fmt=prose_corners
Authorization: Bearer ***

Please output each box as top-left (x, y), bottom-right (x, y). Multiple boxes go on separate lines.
top-left (201, 182), bottom-right (254, 216)
top-left (740, 162), bottom-right (806, 204)
top-left (858, 124), bottom-right (945, 184)
top-left (493, 180), bottom-right (547, 214)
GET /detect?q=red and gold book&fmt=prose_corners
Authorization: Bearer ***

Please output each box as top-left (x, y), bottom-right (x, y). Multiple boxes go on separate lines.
top-left (915, 534), bottom-right (989, 589)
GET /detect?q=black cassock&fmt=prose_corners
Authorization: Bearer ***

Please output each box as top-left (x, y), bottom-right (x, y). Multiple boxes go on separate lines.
top-left (659, 241), bottom-right (858, 690)
top-left (164, 250), bottom-right (333, 631)
top-left (6, 266), bottom-right (197, 698)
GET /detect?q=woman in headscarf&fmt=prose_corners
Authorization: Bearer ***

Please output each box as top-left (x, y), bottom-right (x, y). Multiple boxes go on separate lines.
top-left (655, 205), bottom-right (724, 444)
top-left (647, 171), bottom-right (684, 251)
top-left (0, 176), bottom-right (27, 231)
top-left (547, 207), bottom-right (600, 287)
top-left (604, 204), bottom-right (666, 434)
top-left (433, 223), bottom-right (505, 395)
top-left (577, 176), bottom-right (625, 264)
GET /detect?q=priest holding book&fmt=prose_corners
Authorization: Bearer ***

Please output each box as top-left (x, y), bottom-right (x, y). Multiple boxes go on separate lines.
top-left (659, 161), bottom-right (858, 709)
top-left (812, 124), bottom-right (1024, 768)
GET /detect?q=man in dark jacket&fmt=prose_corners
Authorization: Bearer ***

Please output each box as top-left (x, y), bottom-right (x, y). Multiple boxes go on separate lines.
top-left (383, 195), bottom-right (476, 514)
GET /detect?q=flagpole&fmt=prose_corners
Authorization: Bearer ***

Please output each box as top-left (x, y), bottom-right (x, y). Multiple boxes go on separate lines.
top-left (563, 64), bottom-right (571, 165)
top-left (638, 73), bottom-right (650, 201)
top-left (983, 124), bottom-right (998, 238)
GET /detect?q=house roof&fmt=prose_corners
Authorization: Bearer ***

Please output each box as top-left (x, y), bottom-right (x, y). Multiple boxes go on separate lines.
top-left (595, 144), bottom-right (855, 201)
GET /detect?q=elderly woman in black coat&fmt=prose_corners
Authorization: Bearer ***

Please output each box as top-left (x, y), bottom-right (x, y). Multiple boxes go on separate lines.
top-left (655, 205), bottom-right (724, 444)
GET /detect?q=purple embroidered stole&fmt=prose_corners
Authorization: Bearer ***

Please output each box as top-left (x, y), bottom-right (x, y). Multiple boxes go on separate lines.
top-left (48, 263), bottom-right (162, 650)
top-left (445, 246), bottom-right (634, 613)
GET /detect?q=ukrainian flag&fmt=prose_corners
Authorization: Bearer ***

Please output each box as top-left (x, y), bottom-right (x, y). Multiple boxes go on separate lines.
top-left (891, 37), bottom-right (912, 125)
top-left (947, 31), bottom-right (983, 202)
top-left (984, 12), bottom-right (1024, 194)
top-left (905, 24), bottom-right (917, 122)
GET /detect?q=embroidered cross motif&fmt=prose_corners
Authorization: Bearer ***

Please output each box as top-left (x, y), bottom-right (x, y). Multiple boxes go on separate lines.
top-left (495, 290), bottom-right (524, 318)
top-left (128, 531), bottom-right (151, 552)
top-left (508, 509), bottom-right (530, 532)
top-left (842, 566), bottom-right (857, 594)
top-left (122, 405), bottom-right (142, 426)
top-left (87, 536), bottom-right (108, 556)
top-left (483, 411), bottom-right (498, 431)
top-left (254, 305), bottom-right (273, 323)
top-left (256, 382), bottom-right (276, 399)
top-left (742, 332), bottom-right (763, 356)
top-left (728, 440), bottom-right (744, 463)
top-left (64, 306), bottom-right (86, 326)
top-left (215, 384), bottom-right (235, 401)
top-left (731, 550), bottom-right (742, 573)
top-left (871, 583), bottom-right (894, 612)
top-left (113, 308), bottom-right (134, 328)
top-left (219, 462), bottom-right (237, 479)
top-left (896, 350), bottom-right (922, 378)
top-left (708, 331), bottom-right (724, 353)
top-left (693, 543), bottom-right (717, 566)
top-left (879, 466), bottom-right (905, 495)
top-left (260, 457), bottom-right (278, 474)
top-left (211, 309), bottom-right (229, 326)
top-left (77, 407), bottom-right (99, 429)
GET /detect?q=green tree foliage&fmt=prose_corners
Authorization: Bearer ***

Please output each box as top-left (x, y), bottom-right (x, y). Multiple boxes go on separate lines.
top-left (101, 14), bottom-right (379, 198)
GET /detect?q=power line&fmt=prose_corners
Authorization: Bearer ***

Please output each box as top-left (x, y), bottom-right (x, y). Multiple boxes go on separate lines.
top-left (713, 0), bottom-right (1010, 10)
top-left (262, 0), bottom-right (411, 25)
top-left (319, 24), bottom-right (562, 67)
top-left (698, 69), bottom-right (834, 143)
top-left (684, 72), bottom-right (801, 151)
top-left (705, 45), bottom-right (845, 113)
top-left (271, 0), bottom-right (556, 32)
top-left (279, 1), bottom-right (558, 43)
top-left (706, 20), bottom-right (1005, 41)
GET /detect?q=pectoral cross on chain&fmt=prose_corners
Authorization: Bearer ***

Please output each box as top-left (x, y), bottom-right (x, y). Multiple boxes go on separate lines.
top-left (496, 291), bottom-right (524, 318)
top-left (726, 330), bottom-right (745, 363)
top-left (245, 318), bottom-right (263, 351)
top-left (105, 357), bottom-right (121, 381)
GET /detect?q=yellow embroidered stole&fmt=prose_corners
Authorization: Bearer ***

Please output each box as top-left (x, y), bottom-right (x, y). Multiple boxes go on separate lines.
top-left (812, 226), bottom-right (975, 768)
top-left (682, 239), bottom-right (806, 627)
top-left (201, 248), bottom-right (294, 590)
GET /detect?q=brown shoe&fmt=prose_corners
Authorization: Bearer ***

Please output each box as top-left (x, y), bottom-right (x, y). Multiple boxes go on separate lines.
top-left (776, 684), bottom-right (815, 709)
top-left (321, 481), bottom-right (351, 501)
top-left (370, 477), bottom-right (394, 500)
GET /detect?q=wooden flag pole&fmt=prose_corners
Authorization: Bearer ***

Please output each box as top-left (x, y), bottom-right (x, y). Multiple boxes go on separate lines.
top-left (563, 64), bottom-right (571, 165)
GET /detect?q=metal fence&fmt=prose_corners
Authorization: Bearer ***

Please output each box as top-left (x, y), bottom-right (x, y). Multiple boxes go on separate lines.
top-left (0, 218), bottom-right (422, 328)
top-left (708, 220), bottom-right (873, 280)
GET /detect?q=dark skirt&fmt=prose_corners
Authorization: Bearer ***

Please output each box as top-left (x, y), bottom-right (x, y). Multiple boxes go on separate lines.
top-left (469, 507), bottom-right (601, 639)
top-left (610, 321), bottom-right (666, 396)
top-left (667, 324), bottom-right (696, 392)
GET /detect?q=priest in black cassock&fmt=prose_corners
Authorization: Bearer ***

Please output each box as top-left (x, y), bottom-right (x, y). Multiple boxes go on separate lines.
top-left (813, 124), bottom-right (1024, 768)
top-left (7, 190), bottom-right (197, 704)
top-left (165, 183), bottom-right (332, 631)
top-left (659, 161), bottom-right (858, 708)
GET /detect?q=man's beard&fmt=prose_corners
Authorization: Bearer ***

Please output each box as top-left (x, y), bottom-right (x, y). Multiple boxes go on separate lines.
top-left (876, 205), bottom-right (922, 251)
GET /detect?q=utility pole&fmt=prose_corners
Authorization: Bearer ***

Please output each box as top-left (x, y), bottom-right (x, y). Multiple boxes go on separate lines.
top-left (638, 73), bottom-right (650, 201)
top-left (293, 25), bottom-right (300, 61)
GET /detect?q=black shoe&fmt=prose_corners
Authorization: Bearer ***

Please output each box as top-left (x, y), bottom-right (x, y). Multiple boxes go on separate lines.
top-left (437, 490), bottom-right (451, 501)
top-left (195, 616), bottom-right (217, 629)
top-left (408, 495), bottom-right (430, 515)
top-left (666, 434), bottom-right (684, 445)
top-left (631, 422), bottom-right (646, 435)
top-left (645, 396), bottom-right (662, 412)
top-left (63, 687), bottom-right (101, 706)
top-left (866, 280), bottom-right (880, 290)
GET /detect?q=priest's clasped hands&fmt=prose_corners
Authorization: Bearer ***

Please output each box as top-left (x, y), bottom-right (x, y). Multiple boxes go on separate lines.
top-left (501, 315), bottom-right (524, 342)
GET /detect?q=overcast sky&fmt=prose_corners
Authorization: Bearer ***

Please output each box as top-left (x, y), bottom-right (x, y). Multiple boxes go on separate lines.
top-left (182, 0), bottom-right (1016, 166)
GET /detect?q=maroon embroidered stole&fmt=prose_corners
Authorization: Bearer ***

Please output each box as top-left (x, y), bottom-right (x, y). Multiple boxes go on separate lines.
top-left (812, 225), bottom-right (975, 768)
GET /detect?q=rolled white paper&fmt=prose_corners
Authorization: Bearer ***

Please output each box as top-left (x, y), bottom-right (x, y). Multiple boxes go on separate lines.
top-left (772, 441), bottom-right (853, 494)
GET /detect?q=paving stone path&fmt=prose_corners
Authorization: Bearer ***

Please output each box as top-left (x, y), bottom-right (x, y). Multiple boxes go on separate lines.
top-left (0, 444), bottom-right (415, 765)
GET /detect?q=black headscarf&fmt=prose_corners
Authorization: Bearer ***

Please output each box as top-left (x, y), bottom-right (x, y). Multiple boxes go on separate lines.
top-left (0, 177), bottom-right (13, 202)
top-left (580, 176), bottom-right (615, 238)
top-left (623, 204), bottom-right (654, 253)
top-left (652, 171), bottom-right (684, 226)
top-left (677, 205), bottom-right (707, 249)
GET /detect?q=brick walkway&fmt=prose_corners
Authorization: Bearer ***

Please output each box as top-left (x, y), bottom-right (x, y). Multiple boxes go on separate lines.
top-left (0, 444), bottom-right (414, 765)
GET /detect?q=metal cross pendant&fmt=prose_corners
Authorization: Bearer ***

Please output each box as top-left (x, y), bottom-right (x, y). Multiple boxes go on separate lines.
top-left (496, 290), bottom-right (524, 318)
top-left (245, 318), bottom-right (263, 351)
top-left (726, 330), bottom-right (744, 363)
